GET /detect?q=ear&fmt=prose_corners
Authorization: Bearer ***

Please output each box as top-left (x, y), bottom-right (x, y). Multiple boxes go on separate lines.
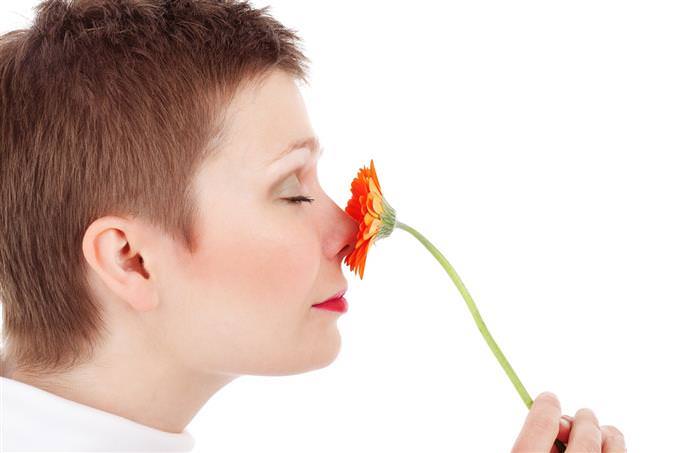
top-left (82, 216), bottom-right (160, 312)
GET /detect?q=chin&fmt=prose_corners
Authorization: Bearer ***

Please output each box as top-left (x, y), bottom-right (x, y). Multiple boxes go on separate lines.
top-left (257, 331), bottom-right (342, 377)
top-left (304, 328), bottom-right (342, 372)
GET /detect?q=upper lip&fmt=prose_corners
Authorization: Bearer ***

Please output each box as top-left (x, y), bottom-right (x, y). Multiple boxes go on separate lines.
top-left (314, 286), bottom-right (348, 305)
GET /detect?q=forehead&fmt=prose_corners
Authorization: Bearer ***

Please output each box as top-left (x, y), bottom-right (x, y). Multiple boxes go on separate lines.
top-left (210, 69), bottom-right (315, 170)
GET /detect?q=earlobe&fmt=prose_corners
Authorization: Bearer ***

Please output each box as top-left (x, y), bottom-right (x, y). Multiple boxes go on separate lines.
top-left (82, 216), bottom-right (160, 312)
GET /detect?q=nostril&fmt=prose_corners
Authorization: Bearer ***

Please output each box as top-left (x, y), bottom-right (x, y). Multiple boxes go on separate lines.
top-left (339, 243), bottom-right (354, 257)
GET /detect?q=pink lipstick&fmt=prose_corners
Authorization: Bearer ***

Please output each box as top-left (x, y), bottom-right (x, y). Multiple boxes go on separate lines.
top-left (312, 296), bottom-right (348, 313)
top-left (312, 288), bottom-right (348, 313)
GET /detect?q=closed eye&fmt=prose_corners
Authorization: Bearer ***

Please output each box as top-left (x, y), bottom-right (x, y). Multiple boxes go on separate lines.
top-left (284, 195), bottom-right (315, 205)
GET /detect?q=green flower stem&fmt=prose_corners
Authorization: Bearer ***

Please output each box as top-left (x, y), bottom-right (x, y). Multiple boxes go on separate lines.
top-left (394, 220), bottom-right (533, 409)
top-left (394, 221), bottom-right (567, 452)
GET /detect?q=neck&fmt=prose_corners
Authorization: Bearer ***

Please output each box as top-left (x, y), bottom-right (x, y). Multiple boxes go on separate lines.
top-left (5, 329), bottom-right (238, 433)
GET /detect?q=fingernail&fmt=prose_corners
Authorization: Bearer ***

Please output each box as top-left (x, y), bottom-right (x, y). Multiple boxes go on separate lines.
top-left (539, 391), bottom-right (557, 399)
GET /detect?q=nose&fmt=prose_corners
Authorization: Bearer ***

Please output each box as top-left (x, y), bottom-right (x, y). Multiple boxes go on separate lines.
top-left (321, 195), bottom-right (359, 262)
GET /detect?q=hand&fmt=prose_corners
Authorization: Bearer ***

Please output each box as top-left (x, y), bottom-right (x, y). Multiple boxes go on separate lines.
top-left (511, 391), bottom-right (627, 453)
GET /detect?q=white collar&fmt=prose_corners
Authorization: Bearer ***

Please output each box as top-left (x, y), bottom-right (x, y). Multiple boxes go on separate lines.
top-left (1, 375), bottom-right (195, 452)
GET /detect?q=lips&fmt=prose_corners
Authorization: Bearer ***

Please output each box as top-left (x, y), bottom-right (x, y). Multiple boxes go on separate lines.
top-left (312, 296), bottom-right (348, 313)
top-left (314, 287), bottom-right (347, 306)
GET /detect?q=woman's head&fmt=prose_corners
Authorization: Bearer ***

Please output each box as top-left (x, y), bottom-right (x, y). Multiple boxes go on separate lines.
top-left (81, 67), bottom-right (357, 379)
top-left (0, 0), bottom-right (357, 379)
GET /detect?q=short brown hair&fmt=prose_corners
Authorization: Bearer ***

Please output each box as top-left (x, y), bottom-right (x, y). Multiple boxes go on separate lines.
top-left (0, 0), bottom-right (310, 376)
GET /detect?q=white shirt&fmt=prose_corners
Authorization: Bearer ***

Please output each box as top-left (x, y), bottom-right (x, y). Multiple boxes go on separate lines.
top-left (1, 376), bottom-right (195, 452)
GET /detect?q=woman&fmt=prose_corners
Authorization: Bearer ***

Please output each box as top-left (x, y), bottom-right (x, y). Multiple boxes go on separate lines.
top-left (0, 1), bottom-right (626, 451)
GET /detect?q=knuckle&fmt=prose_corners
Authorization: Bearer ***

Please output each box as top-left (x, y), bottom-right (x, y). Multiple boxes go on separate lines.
top-left (569, 439), bottom-right (601, 453)
top-left (575, 407), bottom-right (599, 424)
top-left (602, 424), bottom-right (626, 441)
top-left (527, 414), bottom-right (555, 434)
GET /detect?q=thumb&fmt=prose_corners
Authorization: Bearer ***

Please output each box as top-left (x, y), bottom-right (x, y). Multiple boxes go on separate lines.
top-left (512, 392), bottom-right (562, 453)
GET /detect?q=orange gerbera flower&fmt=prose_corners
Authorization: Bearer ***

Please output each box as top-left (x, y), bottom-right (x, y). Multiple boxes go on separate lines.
top-left (343, 159), bottom-right (396, 280)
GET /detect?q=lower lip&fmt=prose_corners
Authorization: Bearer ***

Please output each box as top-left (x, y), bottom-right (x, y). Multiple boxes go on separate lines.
top-left (312, 297), bottom-right (348, 313)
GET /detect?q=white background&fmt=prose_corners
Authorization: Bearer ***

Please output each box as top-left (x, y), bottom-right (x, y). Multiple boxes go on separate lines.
top-left (2, 1), bottom-right (679, 451)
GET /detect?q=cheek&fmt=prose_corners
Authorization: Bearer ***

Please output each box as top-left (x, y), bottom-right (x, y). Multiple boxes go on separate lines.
top-left (168, 215), bottom-right (320, 370)
top-left (155, 201), bottom-right (330, 374)
top-left (185, 208), bottom-right (320, 311)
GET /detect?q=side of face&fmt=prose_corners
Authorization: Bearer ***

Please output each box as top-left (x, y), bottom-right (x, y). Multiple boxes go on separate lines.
top-left (86, 69), bottom-right (358, 378)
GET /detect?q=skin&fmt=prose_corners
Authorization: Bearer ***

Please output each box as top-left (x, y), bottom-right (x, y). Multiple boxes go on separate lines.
top-left (8, 68), bottom-right (358, 433)
top-left (512, 392), bottom-right (627, 453)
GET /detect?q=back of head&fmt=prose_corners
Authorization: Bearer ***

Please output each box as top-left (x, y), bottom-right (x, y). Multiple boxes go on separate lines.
top-left (0, 0), bottom-right (309, 376)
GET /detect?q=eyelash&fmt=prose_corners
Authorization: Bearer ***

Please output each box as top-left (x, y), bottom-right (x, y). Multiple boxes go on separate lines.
top-left (284, 195), bottom-right (315, 205)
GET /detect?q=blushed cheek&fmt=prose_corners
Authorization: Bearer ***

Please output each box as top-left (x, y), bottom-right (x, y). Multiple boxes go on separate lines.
top-left (187, 225), bottom-right (320, 312)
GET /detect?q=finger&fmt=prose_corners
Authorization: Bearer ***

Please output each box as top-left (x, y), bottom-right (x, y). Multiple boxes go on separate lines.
top-left (557, 415), bottom-right (573, 444)
top-left (511, 392), bottom-right (562, 453)
top-left (601, 425), bottom-right (627, 453)
top-left (565, 408), bottom-right (602, 453)
top-left (550, 417), bottom-right (573, 453)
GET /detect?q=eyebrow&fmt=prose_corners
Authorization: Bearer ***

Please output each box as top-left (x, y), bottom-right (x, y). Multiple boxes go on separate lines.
top-left (267, 135), bottom-right (324, 165)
